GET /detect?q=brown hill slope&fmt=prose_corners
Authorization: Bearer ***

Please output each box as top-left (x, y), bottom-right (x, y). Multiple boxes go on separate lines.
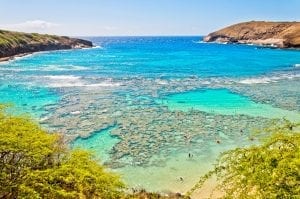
top-left (203, 21), bottom-right (300, 48)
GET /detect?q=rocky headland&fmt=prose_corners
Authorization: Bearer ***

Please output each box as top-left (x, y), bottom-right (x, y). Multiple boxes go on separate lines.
top-left (203, 21), bottom-right (300, 48)
top-left (0, 30), bottom-right (93, 61)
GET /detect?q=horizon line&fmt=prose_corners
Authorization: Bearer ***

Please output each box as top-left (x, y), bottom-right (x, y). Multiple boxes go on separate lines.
top-left (75, 35), bottom-right (205, 38)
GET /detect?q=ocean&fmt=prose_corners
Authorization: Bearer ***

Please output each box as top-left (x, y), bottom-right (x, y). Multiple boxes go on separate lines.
top-left (0, 36), bottom-right (299, 193)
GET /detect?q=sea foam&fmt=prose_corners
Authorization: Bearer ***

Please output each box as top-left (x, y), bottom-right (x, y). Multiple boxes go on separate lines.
top-left (238, 73), bottom-right (300, 84)
top-left (42, 75), bottom-right (121, 88)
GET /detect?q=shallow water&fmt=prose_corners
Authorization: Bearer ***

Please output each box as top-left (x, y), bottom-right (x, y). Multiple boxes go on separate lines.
top-left (72, 127), bottom-right (120, 163)
top-left (0, 37), bottom-right (299, 193)
top-left (0, 84), bottom-right (58, 117)
top-left (162, 89), bottom-right (300, 121)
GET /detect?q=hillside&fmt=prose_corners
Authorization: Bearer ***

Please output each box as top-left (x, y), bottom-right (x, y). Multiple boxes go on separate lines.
top-left (0, 30), bottom-right (93, 60)
top-left (203, 21), bottom-right (300, 48)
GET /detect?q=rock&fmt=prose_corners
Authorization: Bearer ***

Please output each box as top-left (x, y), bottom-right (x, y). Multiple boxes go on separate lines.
top-left (203, 21), bottom-right (300, 48)
top-left (0, 29), bottom-right (93, 59)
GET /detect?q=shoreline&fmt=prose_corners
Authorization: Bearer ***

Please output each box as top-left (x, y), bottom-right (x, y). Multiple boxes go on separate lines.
top-left (202, 39), bottom-right (300, 50)
top-left (203, 21), bottom-right (300, 49)
top-left (0, 46), bottom-right (97, 63)
top-left (0, 53), bottom-right (33, 62)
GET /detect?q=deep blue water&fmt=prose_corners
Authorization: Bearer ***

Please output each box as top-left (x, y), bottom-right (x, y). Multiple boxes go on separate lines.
top-left (87, 36), bottom-right (300, 78)
top-left (2, 36), bottom-right (300, 79)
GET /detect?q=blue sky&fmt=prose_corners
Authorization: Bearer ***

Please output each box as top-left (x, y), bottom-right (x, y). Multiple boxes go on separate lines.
top-left (0, 0), bottom-right (299, 36)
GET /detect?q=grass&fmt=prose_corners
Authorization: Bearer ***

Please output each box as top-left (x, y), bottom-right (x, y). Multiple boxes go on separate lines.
top-left (0, 30), bottom-right (72, 47)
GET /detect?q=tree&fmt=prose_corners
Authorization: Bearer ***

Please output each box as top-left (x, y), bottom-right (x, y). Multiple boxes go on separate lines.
top-left (0, 105), bottom-right (125, 199)
top-left (187, 121), bottom-right (300, 199)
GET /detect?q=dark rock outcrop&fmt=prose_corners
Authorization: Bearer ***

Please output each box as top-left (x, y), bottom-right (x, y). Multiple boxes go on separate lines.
top-left (203, 21), bottom-right (300, 48)
top-left (0, 30), bottom-right (93, 59)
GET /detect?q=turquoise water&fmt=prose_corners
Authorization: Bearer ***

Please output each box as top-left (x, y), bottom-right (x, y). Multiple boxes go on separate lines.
top-left (0, 37), bottom-right (299, 193)
top-left (0, 84), bottom-right (58, 117)
top-left (162, 89), bottom-right (300, 121)
top-left (72, 127), bottom-right (120, 163)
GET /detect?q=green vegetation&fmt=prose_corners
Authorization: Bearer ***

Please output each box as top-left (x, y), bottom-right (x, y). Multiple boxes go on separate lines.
top-left (2, 101), bottom-right (298, 199)
top-left (0, 105), bottom-right (124, 198)
top-left (187, 120), bottom-right (300, 198)
top-left (0, 104), bottom-right (185, 199)
top-left (0, 30), bottom-right (65, 47)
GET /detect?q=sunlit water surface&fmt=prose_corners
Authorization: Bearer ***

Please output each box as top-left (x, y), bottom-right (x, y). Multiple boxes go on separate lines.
top-left (0, 37), bottom-right (300, 193)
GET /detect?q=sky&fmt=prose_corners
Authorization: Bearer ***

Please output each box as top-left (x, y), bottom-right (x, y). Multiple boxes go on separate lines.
top-left (0, 0), bottom-right (299, 36)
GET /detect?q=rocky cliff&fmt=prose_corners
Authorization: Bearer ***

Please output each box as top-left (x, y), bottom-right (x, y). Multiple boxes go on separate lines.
top-left (0, 30), bottom-right (93, 60)
top-left (203, 21), bottom-right (300, 48)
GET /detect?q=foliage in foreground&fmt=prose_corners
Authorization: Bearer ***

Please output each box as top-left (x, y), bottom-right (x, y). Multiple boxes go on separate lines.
top-left (187, 120), bottom-right (300, 198)
top-left (0, 105), bottom-right (124, 199)
top-left (125, 190), bottom-right (185, 199)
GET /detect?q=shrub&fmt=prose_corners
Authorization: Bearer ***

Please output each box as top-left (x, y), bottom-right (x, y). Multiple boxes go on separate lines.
top-left (187, 120), bottom-right (300, 199)
top-left (0, 105), bottom-right (125, 199)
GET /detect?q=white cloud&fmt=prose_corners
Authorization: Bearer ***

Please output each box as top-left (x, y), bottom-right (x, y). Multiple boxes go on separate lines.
top-left (0, 20), bottom-right (60, 33)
